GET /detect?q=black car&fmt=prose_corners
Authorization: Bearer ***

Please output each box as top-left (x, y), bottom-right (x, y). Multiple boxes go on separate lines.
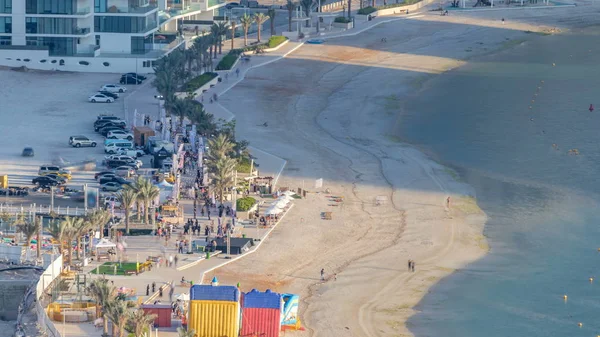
top-left (94, 120), bottom-right (126, 130)
top-left (22, 147), bottom-right (34, 157)
top-left (99, 175), bottom-right (130, 185)
top-left (120, 75), bottom-right (143, 85)
top-left (44, 174), bottom-right (67, 185)
top-left (32, 176), bottom-right (59, 187)
top-left (123, 73), bottom-right (146, 81)
top-left (97, 91), bottom-right (119, 99)
top-left (106, 159), bottom-right (129, 169)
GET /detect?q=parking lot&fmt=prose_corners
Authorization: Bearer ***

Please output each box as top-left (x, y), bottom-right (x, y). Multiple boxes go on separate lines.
top-left (0, 69), bottom-right (142, 190)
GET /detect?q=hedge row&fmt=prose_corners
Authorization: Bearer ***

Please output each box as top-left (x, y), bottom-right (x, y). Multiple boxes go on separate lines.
top-left (236, 196), bottom-right (256, 212)
top-left (357, 6), bottom-right (377, 14)
top-left (267, 36), bottom-right (288, 48)
top-left (216, 52), bottom-right (240, 70)
top-left (334, 16), bottom-right (352, 23)
top-left (182, 72), bottom-right (218, 92)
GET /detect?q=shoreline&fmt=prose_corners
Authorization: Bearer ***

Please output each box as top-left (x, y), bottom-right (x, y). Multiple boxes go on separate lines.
top-left (201, 5), bottom-right (588, 337)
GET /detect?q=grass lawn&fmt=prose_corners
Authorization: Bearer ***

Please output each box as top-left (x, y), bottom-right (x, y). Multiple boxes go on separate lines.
top-left (90, 262), bottom-right (139, 275)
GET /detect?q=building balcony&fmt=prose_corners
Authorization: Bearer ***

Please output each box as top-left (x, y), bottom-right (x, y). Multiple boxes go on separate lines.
top-left (158, 3), bottom-right (203, 24)
top-left (27, 27), bottom-right (93, 37)
top-left (96, 5), bottom-right (159, 16)
top-left (26, 8), bottom-right (93, 18)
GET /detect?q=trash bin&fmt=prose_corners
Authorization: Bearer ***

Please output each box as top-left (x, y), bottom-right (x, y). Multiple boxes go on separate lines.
top-left (242, 234), bottom-right (246, 238)
top-left (368, 14), bottom-right (372, 21)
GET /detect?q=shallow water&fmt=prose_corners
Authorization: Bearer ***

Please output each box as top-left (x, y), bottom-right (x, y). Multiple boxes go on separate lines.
top-left (400, 29), bottom-right (600, 336)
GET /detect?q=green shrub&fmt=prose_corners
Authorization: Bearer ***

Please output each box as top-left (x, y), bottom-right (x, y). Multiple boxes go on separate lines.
top-left (182, 72), bottom-right (218, 92)
top-left (236, 196), bottom-right (256, 212)
top-left (216, 52), bottom-right (239, 70)
top-left (267, 36), bottom-right (288, 48)
top-left (236, 156), bottom-right (253, 173)
top-left (377, 0), bottom-right (421, 9)
top-left (357, 6), bottom-right (377, 14)
top-left (334, 16), bottom-right (352, 23)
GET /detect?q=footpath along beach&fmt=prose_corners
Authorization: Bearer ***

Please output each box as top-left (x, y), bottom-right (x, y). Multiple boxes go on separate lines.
top-left (195, 3), bottom-right (600, 337)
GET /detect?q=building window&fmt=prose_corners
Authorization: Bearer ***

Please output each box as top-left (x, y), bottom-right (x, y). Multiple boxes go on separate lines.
top-left (94, 0), bottom-right (108, 13)
top-left (26, 0), bottom-right (77, 15)
top-left (0, 0), bottom-right (11, 14)
top-left (26, 37), bottom-right (77, 56)
top-left (26, 17), bottom-right (78, 35)
top-left (0, 36), bottom-right (11, 46)
top-left (0, 17), bottom-right (11, 33)
top-left (95, 16), bottom-right (155, 33)
top-left (95, 35), bottom-right (100, 46)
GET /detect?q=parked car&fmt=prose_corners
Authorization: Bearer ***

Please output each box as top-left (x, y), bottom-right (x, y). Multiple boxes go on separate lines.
top-left (94, 119), bottom-right (125, 129)
top-left (115, 148), bottom-right (145, 158)
top-left (89, 93), bottom-right (114, 103)
top-left (104, 196), bottom-right (122, 208)
top-left (105, 159), bottom-right (130, 168)
top-left (97, 114), bottom-right (120, 122)
top-left (123, 73), bottom-right (146, 81)
top-left (97, 90), bottom-right (119, 99)
top-left (22, 147), bottom-right (34, 157)
top-left (69, 136), bottom-right (97, 148)
top-left (119, 75), bottom-right (143, 85)
top-left (101, 182), bottom-right (123, 192)
top-left (44, 174), bottom-right (67, 185)
top-left (226, 2), bottom-right (241, 9)
top-left (38, 166), bottom-right (71, 180)
top-left (32, 176), bottom-right (60, 187)
top-left (114, 166), bottom-right (136, 177)
top-left (101, 84), bottom-right (127, 93)
top-left (95, 170), bottom-right (115, 180)
top-left (107, 130), bottom-right (133, 141)
top-left (100, 126), bottom-right (127, 136)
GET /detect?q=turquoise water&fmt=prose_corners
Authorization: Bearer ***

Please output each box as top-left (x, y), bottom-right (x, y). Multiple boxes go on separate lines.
top-left (400, 29), bottom-right (600, 336)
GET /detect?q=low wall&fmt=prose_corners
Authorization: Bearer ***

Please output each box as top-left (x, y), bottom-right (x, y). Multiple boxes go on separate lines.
top-left (0, 280), bottom-right (31, 320)
top-left (36, 254), bottom-right (63, 337)
top-left (320, 0), bottom-right (346, 12)
top-left (362, 0), bottom-right (439, 17)
top-left (0, 245), bottom-right (23, 264)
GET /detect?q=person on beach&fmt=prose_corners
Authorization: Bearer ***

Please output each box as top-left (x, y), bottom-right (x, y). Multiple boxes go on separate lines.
top-left (408, 259), bottom-right (412, 271)
top-left (412, 261), bottom-right (416, 272)
top-left (501, 18), bottom-right (505, 25)
top-left (321, 268), bottom-right (325, 281)
top-left (446, 197), bottom-right (451, 209)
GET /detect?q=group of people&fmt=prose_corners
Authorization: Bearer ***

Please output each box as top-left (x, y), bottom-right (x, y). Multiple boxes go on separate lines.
top-left (407, 260), bottom-right (416, 272)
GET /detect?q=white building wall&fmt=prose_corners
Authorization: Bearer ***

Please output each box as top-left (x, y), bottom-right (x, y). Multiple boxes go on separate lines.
top-left (0, 49), bottom-right (155, 73)
top-left (11, 0), bottom-right (26, 46)
top-left (99, 33), bottom-right (132, 53)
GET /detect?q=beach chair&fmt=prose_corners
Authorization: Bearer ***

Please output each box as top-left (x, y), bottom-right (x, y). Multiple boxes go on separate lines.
top-left (322, 212), bottom-right (332, 220)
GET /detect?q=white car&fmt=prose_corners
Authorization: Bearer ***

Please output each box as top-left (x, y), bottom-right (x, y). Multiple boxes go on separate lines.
top-left (114, 166), bottom-right (136, 177)
top-left (107, 130), bottom-right (134, 141)
top-left (101, 84), bottom-right (127, 93)
top-left (104, 155), bottom-right (143, 168)
top-left (104, 196), bottom-right (122, 208)
top-left (89, 93), bottom-right (114, 103)
top-left (115, 147), bottom-right (145, 158)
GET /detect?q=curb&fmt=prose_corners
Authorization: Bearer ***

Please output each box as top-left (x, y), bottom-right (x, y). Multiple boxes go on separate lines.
top-left (448, 3), bottom-right (574, 11)
top-left (199, 203), bottom-right (295, 284)
top-left (263, 39), bottom-right (290, 52)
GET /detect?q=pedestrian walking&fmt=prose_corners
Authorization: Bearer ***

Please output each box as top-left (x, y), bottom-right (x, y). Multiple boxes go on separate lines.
top-left (152, 282), bottom-right (156, 293)
top-left (408, 259), bottom-right (412, 272)
top-left (159, 287), bottom-right (163, 298)
top-left (501, 17), bottom-right (505, 24)
top-left (169, 286), bottom-right (174, 302)
top-left (411, 261), bottom-right (415, 272)
top-left (334, 273), bottom-right (337, 281)
top-left (236, 68), bottom-right (240, 77)
top-left (320, 268), bottom-right (325, 281)
top-left (446, 197), bottom-right (451, 209)
top-left (146, 284), bottom-right (150, 296)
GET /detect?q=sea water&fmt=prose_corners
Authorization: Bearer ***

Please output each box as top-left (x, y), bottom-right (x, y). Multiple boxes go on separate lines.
top-left (400, 28), bottom-right (600, 336)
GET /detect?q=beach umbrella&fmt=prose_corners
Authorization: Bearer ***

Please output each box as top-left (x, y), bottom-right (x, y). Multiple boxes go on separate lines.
top-left (265, 207), bottom-right (283, 215)
top-left (271, 200), bottom-right (288, 209)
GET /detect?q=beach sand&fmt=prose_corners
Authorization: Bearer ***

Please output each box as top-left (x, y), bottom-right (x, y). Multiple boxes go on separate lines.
top-left (204, 4), bottom-right (600, 336)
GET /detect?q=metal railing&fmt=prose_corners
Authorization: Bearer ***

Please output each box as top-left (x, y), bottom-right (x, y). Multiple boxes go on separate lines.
top-left (0, 203), bottom-right (87, 217)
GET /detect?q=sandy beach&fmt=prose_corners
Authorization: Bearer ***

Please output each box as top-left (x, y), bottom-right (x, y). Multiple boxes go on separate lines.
top-left (203, 3), bottom-right (600, 337)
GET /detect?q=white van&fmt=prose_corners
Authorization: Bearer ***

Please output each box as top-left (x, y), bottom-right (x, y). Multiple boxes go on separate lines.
top-left (104, 141), bottom-right (133, 154)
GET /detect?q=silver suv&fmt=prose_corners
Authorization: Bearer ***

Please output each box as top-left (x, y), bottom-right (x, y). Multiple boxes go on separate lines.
top-left (70, 136), bottom-right (97, 148)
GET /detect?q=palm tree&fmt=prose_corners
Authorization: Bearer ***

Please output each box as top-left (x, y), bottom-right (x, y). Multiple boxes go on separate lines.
top-left (126, 308), bottom-right (156, 337)
top-left (207, 133), bottom-right (236, 172)
top-left (137, 178), bottom-right (160, 225)
top-left (131, 176), bottom-right (147, 222)
top-left (230, 19), bottom-right (237, 50)
top-left (300, 0), bottom-right (312, 27)
top-left (286, 0), bottom-right (295, 32)
top-left (184, 48), bottom-right (195, 73)
top-left (88, 278), bottom-right (115, 337)
top-left (348, 0), bottom-right (352, 18)
top-left (191, 37), bottom-right (207, 74)
top-left (177, 327), bottom-right (196, 337)
top-left (47, 219), bottom-right (66, 255)
top-left (84, 209), bottom-right (111, 252)
top-left (188, 101), bottom-right (216, 136)
top-left (254, 13), bottom-right (268, 43)
top-left (211, 156), bottom-right (237, 203)
top-left (371, 0), bottom-right (375, 7)
top-left (71, 216), bottom-right (91, 261)
top-left (240, 14), bottom-right (253, 46)
top-left (217, 22), bottom-right (228, 54)
top-left (117, 188), bottom-right (138, 235)
top-left (170, 97), bottom-right (194, 126)
top-left (153, 50), bottom-right (188, 115)
top-left (14, 213), bottom-right (40, 261)
top-left (104, 298), bottom-right (128, 337)
top-left (210, 24), bottom-right (220, 59)
top-left (267, 9), bottom-right (276, 36)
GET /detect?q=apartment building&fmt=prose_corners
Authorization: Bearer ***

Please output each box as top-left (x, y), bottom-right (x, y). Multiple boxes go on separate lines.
top-left (0, 0), bottom-right (224, 73)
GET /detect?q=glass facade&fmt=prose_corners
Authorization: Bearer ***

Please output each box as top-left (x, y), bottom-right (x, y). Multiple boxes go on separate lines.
top-left (0, 17), bottom-right (10, 33)
top-left (131, 35), bottom-right (153, 54)
top-left (26, 17), bottom-right (83, 35)
top-left (26, 37), bottom-right (77, 56)
top-left (26, 0), bottom-right (79, 14)
top-left (0, 36), bottom-right (10, 45)
top-left (95, 0), bottom-right (156, 13)
top-left (94, 0), bottom-right (107, 13)
top-left (0, 0), bottom-right (11, 14)
top-left (94, 15), bottom-right (157, 33)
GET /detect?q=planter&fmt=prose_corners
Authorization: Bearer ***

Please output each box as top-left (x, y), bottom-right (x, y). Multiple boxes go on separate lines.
top-left (332, 21), bottom-right (354, 29)
top-left (264, 39), bottom-right (290, 52)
